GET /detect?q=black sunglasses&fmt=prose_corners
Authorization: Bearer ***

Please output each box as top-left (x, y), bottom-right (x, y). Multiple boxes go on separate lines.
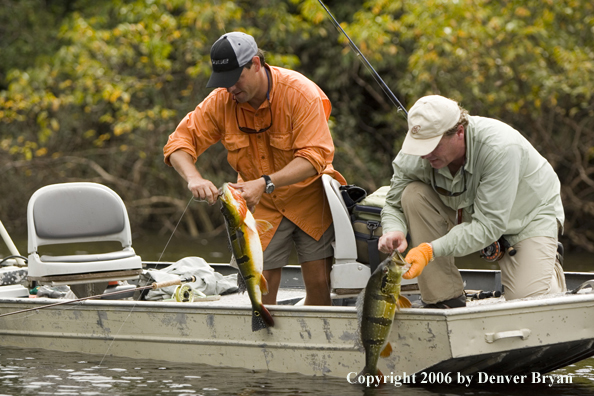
top-left (235, 104), bottom-right (273, 134)
top-left (431, 165), bottom-right (467, 197)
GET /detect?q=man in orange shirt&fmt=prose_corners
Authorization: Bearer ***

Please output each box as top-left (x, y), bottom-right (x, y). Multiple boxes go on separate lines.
top-left (163, 32), bottom-right (345, 305)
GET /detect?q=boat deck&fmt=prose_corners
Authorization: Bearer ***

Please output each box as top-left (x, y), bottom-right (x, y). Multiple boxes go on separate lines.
top-left (195, 287), bottom-right (308, 306)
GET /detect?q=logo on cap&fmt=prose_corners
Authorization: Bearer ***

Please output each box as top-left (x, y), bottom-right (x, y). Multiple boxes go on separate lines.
top-left (411, 125), bottom-right (422, 135)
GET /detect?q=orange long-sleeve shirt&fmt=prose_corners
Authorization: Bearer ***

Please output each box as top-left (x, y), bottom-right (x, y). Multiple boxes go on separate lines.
top-left (164, 65), bottom-right (346, 249)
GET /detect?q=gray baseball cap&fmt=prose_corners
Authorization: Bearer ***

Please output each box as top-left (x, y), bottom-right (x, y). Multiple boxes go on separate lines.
top-left (206, 32), bottom-right (258, 88)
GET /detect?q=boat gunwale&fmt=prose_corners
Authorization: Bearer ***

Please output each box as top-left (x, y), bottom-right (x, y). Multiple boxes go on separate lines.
top-left (0, 288), bottom-right (592, 319)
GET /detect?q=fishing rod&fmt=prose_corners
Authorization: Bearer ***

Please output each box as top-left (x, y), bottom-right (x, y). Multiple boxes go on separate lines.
top-left (0, 276), bottom-right (197, 318)
top-left (317, 0), bottom-right (408, 117)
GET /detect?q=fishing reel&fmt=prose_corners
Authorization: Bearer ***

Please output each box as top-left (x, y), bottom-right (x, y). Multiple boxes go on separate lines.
top-left (480, 237), bottom-right (517, 262)
top-left (174, 284), bottom-right (195, 303)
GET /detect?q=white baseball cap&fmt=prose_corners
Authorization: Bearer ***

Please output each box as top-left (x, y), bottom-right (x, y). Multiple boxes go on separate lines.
top-left (401, 95), bottom-right (461, 156)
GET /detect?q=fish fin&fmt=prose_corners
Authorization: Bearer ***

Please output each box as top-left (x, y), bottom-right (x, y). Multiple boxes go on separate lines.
top-left (229, 255), bottom-right (239, 269)
top-left (252, 304), bottom-right (274, 331)
top-left (355, 289), bottom-right (366, 349)
top-left (380, 342), bottom-right (393, 358)
top-left (259, 274), bottom-right (269, 295)
top-left (236, 271), bottom-right (247, 294)
top-left (355, 288), bottom-right (366, 324)
top-left (255, 219), bottom-right (273, 236)
top-left (397, 295), bottom-right (412, 309)
top-left (260, 304), bottom-right (274, 327)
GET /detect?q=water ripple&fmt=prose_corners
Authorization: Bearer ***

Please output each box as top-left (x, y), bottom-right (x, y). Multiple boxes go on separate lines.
top-left (0, 346), bottom-right (593, 395)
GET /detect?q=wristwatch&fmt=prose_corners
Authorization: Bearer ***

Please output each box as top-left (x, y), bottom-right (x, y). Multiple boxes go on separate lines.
top-left (262, 175), bottom-right (275, 194)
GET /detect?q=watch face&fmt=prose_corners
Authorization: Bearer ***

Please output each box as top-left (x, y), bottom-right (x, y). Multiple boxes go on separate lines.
top-left (265, 182), bottom-right (275, 194)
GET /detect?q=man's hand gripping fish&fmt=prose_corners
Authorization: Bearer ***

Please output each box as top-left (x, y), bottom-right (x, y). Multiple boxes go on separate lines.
top-left (219, 183), bottom-right (275, 331)
top-left (358, 251), bottom-right (411, 378)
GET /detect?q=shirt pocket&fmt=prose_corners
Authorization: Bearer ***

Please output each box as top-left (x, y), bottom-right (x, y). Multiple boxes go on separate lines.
top-left (269, 133), bottom-right (293, 151)
top-left (222, 133), bottom-right (250, 171)
top-left (269, 132), bottom-right (295, 170)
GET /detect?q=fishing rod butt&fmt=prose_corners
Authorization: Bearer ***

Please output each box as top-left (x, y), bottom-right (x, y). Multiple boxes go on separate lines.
top-left (151, 276), bottom-right (196, 290)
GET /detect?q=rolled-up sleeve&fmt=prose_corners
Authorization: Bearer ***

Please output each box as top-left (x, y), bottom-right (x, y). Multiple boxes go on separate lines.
top-left (291, 96), bottom-right (334, 174)
top-left (163, 94), bottom-right (223, 166)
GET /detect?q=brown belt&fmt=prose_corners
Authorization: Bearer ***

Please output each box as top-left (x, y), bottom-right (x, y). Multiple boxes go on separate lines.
top-left (456, 208), bottom-right (463, 225)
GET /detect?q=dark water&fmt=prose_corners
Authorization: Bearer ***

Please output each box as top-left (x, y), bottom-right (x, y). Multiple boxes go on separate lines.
top-left (0, 346), bottom-right (593, 396)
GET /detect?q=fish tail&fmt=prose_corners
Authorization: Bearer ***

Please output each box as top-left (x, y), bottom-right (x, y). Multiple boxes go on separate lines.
top-left (251, 304), bottom-right (274, 331)
top-left (236, 271), bottom-right (247, 294)
top-left (356, 367), bottom-right (384, 387)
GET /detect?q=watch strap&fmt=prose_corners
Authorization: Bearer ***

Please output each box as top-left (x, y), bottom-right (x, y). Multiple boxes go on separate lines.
top-left (261, 175), bottom-right (274, 193)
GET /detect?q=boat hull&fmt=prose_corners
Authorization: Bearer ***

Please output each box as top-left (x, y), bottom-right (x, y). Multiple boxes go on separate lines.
top-left (0, 287), bottom-right (593, 379)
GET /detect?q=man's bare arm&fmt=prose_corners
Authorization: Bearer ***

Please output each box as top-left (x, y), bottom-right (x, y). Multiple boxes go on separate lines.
top-left (169, 150), bottom-right (219, 205)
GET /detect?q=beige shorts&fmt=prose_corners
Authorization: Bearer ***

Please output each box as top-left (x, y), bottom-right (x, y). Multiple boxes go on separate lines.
top-left (263, 217), bottom-right (335, 270)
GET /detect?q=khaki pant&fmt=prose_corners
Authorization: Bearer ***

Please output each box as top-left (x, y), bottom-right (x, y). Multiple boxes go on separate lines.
top-left (401, 182), bottom-right (566, 303)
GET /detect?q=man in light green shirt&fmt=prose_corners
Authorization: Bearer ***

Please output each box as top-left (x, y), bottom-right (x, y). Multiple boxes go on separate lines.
top-left (379, 95), bottom-right (565, 308)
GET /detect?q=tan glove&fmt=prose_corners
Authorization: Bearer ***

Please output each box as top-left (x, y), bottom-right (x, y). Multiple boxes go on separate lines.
top-left (403, 243), bottom-right (433, 279)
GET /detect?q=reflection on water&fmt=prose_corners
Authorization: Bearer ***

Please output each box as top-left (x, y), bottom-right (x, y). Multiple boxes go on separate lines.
top-left (1, 346), bottom-right (593, 396)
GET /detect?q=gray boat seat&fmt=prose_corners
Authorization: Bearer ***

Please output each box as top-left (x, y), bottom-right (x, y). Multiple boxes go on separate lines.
top-left (321, 174), bottom-right (371, 293)
top-left (318, 175), bottom-right (418, 304)
top-left (26, 182), bottom-right (142, 292)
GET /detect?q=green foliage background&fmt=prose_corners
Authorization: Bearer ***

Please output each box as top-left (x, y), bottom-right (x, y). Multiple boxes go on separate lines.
top-left (1, 0), bottom-right (593, 252)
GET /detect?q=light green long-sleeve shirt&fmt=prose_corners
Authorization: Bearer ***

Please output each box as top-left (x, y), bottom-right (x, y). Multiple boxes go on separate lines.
top-left (381, 116), bottom-right (564, 258)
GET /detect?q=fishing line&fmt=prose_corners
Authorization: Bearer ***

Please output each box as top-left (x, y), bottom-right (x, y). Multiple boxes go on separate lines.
top-left (317, 0), bottom-right (408, 118)
top-left (156, 195), bottom-right (196, 264)
top-left (98, 194), bottom-right (195, 365)
top-left (213, 0), bottom-right (227, 34)
top-left (315, 0), bottom-right (410, 299)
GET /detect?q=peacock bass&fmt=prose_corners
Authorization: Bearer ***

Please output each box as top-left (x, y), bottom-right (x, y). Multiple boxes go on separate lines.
top-left (358, 251), bottom-right (411, 378)
top-left (219, 183), bottom-right (274, 331)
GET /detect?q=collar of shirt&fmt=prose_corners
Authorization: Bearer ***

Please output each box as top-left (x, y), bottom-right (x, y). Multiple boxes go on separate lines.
top-left (463, 117), bottom-right (476, 175)
top-left (235, 65), bottom-right (274, 116)
top-left (265, 64), bottom-right (275, 103)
